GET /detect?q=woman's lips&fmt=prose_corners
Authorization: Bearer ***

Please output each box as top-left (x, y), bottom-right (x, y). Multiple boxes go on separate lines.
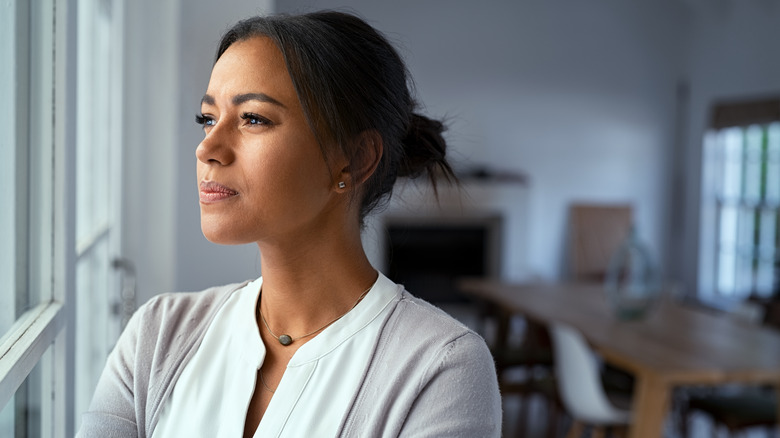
top-left (199, 181), bottom-right (238, 203)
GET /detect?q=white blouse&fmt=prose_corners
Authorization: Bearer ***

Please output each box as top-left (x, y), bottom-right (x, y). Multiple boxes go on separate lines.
top-left (153, 273), bottom-right (400, 437)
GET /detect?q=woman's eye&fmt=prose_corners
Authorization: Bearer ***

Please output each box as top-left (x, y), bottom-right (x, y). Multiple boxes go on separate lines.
top-left (195, 113), bottom-right (216, 128)
top-left (241, 113), bottom-right (273, 126)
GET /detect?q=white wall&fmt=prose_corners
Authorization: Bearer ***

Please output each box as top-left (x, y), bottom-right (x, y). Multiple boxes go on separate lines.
top-left (174, 0), bottom-right (274, 292)
top-left (279, 0), bottom-right (688, 281)
top-left (123, 0), bottom-right (273, 305)
top-left (122, 0), bottom-right (181, 306)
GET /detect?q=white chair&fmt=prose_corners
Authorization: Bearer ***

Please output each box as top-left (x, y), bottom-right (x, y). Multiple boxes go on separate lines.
top-left (548, 322), bottom-right (632, 438)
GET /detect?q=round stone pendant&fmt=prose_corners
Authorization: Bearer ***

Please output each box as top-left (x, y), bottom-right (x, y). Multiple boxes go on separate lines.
top-left (279, 334), bottom-right (293, 346)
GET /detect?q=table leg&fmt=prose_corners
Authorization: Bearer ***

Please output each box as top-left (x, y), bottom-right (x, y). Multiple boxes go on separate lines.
top-left (776, 383), bottom-right (780, 436)
top-left (629, 374), bottom-right (670, 438)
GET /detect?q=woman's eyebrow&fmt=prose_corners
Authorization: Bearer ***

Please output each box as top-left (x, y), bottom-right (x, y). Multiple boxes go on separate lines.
top-left (200, 93), bottom-right (286, 108)
top-left (233, 92), bottom-right (286, 108)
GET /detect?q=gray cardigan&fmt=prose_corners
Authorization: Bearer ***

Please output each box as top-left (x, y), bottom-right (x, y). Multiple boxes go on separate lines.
top-left (78, 282), bottom-right (502, 437)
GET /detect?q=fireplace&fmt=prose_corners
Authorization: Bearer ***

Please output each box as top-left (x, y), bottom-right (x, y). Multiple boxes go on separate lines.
top-left (383, 215), bottom-right (503, 304)
top-left (361, 177), bottom-right (530, 295)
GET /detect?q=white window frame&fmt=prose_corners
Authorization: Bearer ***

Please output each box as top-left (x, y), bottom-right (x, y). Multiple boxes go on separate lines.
top-left (0, 0), bottom-right (77, 436)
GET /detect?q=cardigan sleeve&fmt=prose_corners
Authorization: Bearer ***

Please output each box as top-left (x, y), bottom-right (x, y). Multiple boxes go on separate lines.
top-left (398, 332), bottom-right (502, 437)
top-left (76, 284), bottom-right (243, 438)
top-left (77, 297), bottom-right (151, 438)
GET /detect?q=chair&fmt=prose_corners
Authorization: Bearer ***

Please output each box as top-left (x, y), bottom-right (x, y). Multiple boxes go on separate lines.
top-left (568, 204), bottom-right (637, 397)
top-left (568, 204), bottom-right (633, 282)
top-left (479, 300), bottom-right (560, 437)
top-left (681, 389), bottom-right (777, 437)
top-left (548, 322), bottom-right (632, 438)
top-left (498, 203), bottom-right (636, 436)
top-left (762, 298), bottom-right (780, 331)
top-left (679, 298), bottom-right (779, 437)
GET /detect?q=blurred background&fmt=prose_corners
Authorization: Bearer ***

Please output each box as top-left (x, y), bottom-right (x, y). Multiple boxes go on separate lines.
top-left (2, 0), bottom-right (779, 436)
top-left (122, 1), bottom-right (780, 435)
top-left (154, 0), bottom-right (779, 300)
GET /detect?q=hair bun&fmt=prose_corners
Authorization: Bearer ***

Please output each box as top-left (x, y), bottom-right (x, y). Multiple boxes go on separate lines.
top-left (399, 113), bottom-right (452, 180)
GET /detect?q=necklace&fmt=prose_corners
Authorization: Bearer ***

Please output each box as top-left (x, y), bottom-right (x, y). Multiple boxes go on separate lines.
top-left (257, 285), bottom-right (372, 346)
top-left (259, 369), bottom-right (275, 394)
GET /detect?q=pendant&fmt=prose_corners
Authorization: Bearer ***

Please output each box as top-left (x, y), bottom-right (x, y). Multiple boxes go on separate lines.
top-left (279, 334), bottom-right (293, 346)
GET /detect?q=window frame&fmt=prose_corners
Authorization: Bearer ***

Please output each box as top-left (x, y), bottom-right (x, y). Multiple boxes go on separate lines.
top-left (0, 0), bottom-right (77, 435)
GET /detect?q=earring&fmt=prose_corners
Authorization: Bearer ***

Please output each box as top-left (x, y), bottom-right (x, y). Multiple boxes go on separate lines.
top-left (338, 181), bottom-right (346, 189)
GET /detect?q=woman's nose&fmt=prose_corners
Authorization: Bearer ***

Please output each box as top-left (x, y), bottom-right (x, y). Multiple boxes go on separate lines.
top-left (196, 122), bottom-right (236, 166)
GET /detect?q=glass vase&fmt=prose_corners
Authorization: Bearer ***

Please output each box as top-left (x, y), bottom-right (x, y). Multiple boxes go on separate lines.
top-left (604, 226), bottom-right (660, 320)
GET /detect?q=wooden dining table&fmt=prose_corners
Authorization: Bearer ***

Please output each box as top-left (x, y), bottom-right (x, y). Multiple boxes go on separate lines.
top-left (458, 278), bottom-right (780, 438)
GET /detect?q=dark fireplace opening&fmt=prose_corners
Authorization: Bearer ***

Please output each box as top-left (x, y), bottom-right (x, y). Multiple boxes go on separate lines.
top-left (384, 216), bottom-right (502, 304)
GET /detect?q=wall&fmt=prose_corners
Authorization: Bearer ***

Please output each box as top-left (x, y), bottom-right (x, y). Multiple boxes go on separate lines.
top-left (122, 0), bottom-right (181, 306)
top-left (173, 0), bottom-right (274, 292)
top-left (124, 0), bottom-right (273, 305)
top-left (279, 0), bottom-right (688, 281)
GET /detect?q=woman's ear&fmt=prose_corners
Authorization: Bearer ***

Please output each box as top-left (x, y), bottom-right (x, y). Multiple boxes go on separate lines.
top-left (335, 130), bottom-right (383, 190)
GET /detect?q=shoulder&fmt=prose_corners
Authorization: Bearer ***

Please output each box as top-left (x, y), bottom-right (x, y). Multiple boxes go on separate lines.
top-left (341, 289), bottom-right (501, 437)
top-left (375, 289), bottom-right (497, 388)
top-left (385, 291), bottom-right (484, 350)
top-left (126, 281), bottom-right (249, 378)
top-left (141, 281), bottom-right (249, 314)
top-left (136, 282), bottom-right (247, 330)
top-left (118, 281), bottom-right (250, 380)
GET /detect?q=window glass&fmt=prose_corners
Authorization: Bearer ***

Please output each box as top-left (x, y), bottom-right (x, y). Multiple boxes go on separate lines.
top-left (0, 347), bottom-right (51, 438)
top-left (26, 0), bottom-right (56, 308)
top-left (0, 0), bottom-right (54, 333)
top-left (710, 122), bottom-right (780, 297)
top-left (0, 0), bottom-right (60, 433)
top-left (0, 0), bottom-right (29, 336)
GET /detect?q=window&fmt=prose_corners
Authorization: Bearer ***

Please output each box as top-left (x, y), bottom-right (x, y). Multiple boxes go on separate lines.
top-left (1, 0), bottom-right (184, 434)
top-left (700, 98), bottom-right (780, 299)
top-left (0, 0), bottom-right (128, 434)
top-left (0, 0), bottom-right (70, 436)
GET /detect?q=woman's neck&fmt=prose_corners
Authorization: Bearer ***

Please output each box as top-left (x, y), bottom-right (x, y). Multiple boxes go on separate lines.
top-left (255, 228), bottom-right (378, 339)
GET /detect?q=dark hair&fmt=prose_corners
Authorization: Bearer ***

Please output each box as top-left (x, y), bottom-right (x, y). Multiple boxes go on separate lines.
top-left (215, 11), bottom-right (456, 222)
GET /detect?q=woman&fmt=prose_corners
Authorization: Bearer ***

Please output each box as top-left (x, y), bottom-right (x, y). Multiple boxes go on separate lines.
top-left (79, 11), bottom-right (501, 437)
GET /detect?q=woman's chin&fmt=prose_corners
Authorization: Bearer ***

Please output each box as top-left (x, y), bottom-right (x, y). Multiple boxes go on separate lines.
top-left (200, 222), bottom-right (249, 246)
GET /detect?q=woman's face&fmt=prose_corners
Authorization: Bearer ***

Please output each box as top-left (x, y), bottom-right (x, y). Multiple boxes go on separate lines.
top-left (196, 36), bottom-right (344, 245)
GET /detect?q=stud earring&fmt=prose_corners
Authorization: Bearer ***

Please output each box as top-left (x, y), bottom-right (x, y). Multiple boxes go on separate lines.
top-left (338, 181), bottom-right (346, 189)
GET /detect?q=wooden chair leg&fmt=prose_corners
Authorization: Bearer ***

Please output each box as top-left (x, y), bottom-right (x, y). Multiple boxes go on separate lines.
top-left (515, 395), bottom-right (529, 437)
top-left (565, 420), bottom-right (584, 438)
top-left (679, 404), bottom-right (691, 438)
top-left (545, 399), bottom-right (558, 438)
top-left (612, 425), bottom-right (628, 438)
